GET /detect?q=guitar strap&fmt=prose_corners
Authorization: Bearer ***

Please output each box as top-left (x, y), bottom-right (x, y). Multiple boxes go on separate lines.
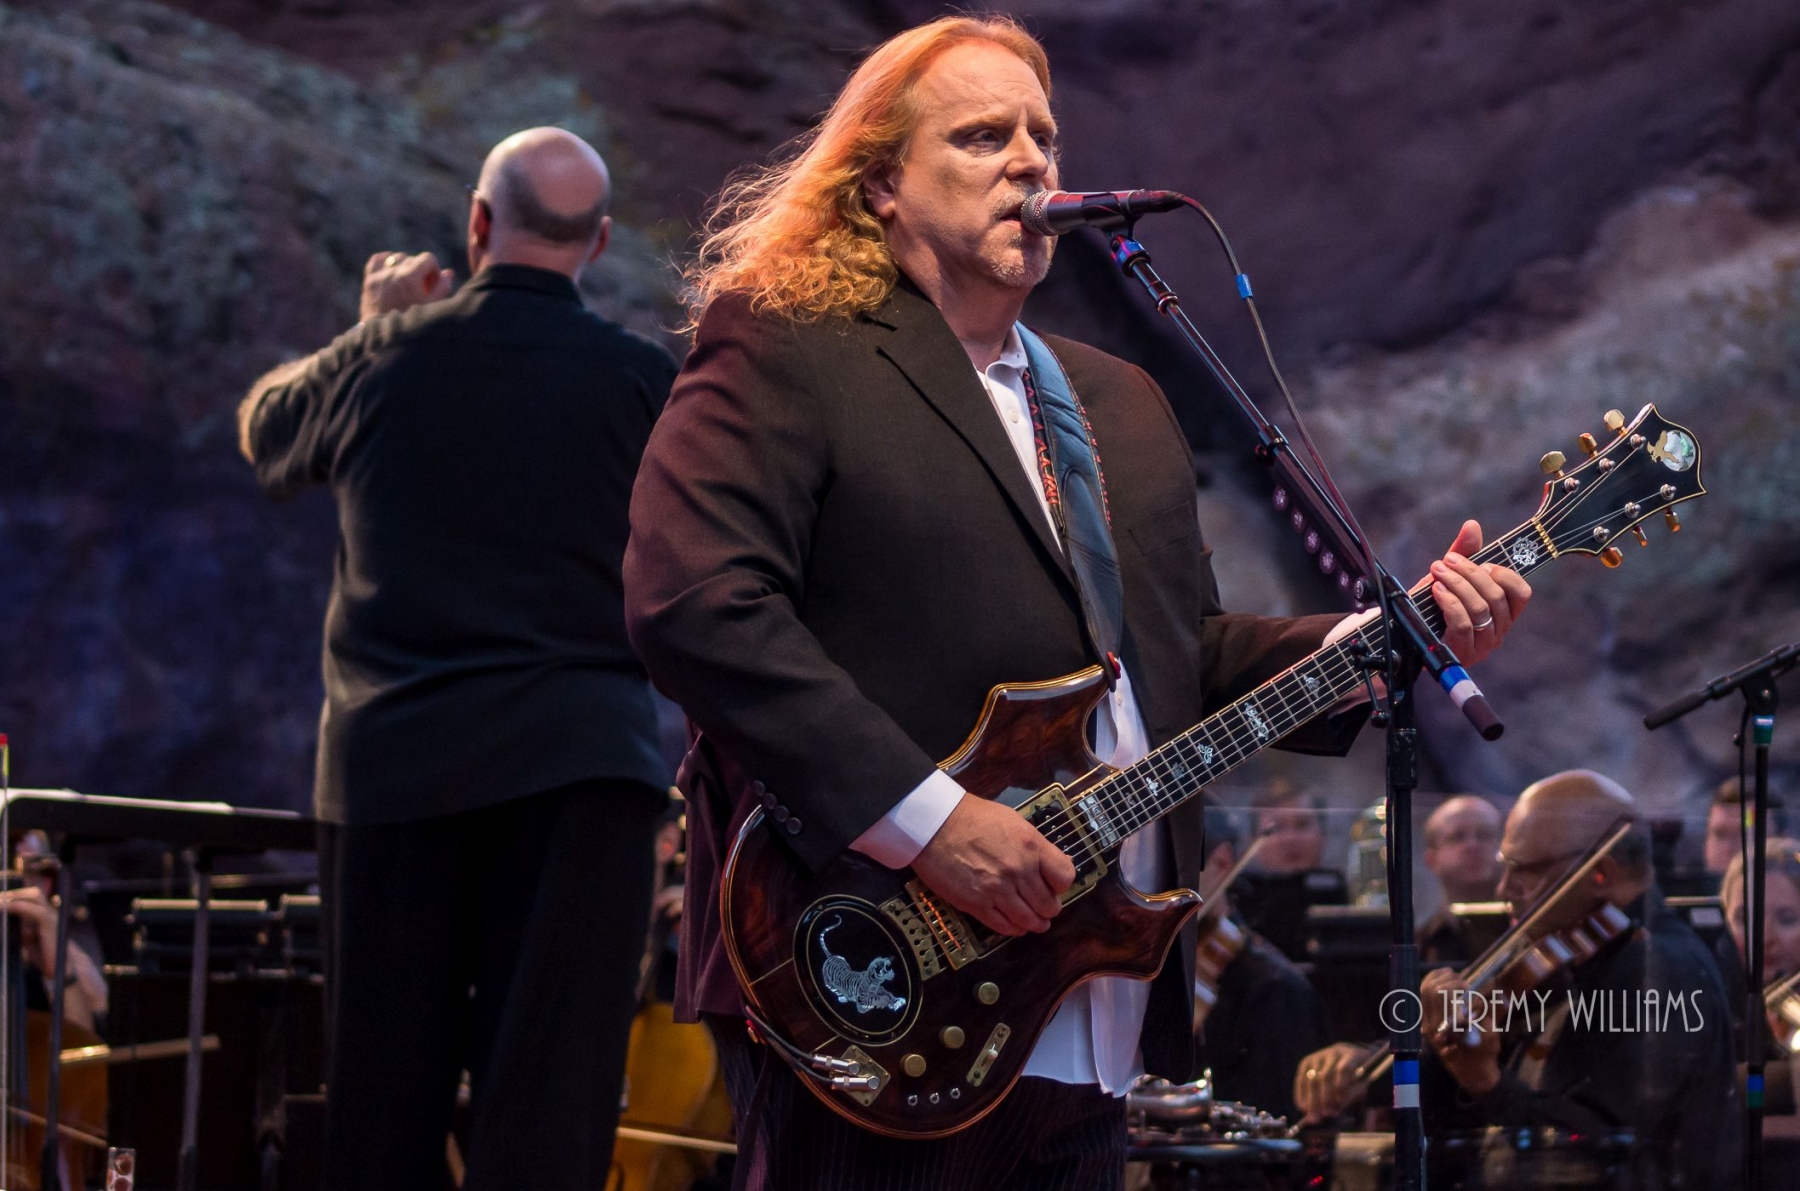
top-left (1015, 324), bottom-right (1125, 682)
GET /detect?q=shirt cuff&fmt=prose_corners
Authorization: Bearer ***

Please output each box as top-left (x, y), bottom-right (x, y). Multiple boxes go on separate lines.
top-left (1324, 607), bottom-right (1379, 645)
top-left (1322, 609), bottom-right (1381, 712)
top-left (850, 769), bottom-right (967, 869)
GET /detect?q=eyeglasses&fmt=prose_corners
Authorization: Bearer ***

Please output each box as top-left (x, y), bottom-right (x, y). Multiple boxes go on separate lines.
top-left (1496, 847), bottom-right (1587, 882)
top-left (1430, 825), bottom-right (1500, 848)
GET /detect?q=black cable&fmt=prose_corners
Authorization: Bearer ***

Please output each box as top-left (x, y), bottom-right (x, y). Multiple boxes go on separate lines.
top-left (1173, 195), bottom-right (1399, 699)
top-left (1741, 700), bottom-right (1753, 913)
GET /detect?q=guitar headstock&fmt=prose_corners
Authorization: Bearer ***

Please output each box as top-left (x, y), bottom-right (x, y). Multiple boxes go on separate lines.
top-left (1524, 405), bottom-right (1705, 565)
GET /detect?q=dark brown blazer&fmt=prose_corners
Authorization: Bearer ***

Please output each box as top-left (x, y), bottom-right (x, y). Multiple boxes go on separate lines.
top-left (624, 279), bottom-right (1362, 1080)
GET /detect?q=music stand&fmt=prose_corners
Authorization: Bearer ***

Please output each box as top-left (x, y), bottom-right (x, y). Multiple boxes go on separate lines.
top-left (1, 788), bottom-right (313, 1190)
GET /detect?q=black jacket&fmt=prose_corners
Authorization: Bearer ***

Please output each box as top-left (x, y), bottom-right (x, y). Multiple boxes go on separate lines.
top-left (1424, 887), bottom-right (1741, 1190)
top-left (624, 280), bottom-right (1364, 1079)
top-left (248, 264), bottom-right (674, 823)
top-left (1199, 927), bottom-right (1329, 1119)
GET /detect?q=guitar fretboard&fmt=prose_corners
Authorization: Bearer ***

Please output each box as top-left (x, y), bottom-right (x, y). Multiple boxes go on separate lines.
top-left (1068, 524), bottom-right (1546, 854)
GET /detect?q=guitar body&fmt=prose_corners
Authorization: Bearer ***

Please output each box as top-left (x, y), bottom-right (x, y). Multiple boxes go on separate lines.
top-left (721, 666), bottom-right (1200, 1138)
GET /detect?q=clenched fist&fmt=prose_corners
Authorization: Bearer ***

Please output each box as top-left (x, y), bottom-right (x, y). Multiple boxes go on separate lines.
top-left (361, 251), bottom-right (458, 321)
top-left (910, 795), bottom-right (1077, 937)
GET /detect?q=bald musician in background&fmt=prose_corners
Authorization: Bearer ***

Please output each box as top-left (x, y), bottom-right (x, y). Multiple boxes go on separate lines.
top-left (1416, 795), bottom-right (1504, 963)
top-left (1296, 770), bottom-right (1738, 1189)
top-left (239, 128), bottom-right (674, 1190)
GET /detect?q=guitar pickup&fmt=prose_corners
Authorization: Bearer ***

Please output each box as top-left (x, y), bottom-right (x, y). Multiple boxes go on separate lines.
top-left (1017, 786), bottom-right (1108, 902)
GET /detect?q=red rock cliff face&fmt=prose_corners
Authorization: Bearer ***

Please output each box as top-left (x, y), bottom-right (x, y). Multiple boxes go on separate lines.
top-left (3, 0), bottom-right (1796, 830)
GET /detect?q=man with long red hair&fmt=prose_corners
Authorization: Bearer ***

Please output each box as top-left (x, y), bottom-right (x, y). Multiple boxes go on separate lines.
top-left (627, 15), bottom-right (1529, 1188)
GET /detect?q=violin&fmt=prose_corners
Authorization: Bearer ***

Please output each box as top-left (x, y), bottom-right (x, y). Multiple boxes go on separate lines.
top-left (1192, 832), bottom-right (1270, 1029)
top-left (1348, 817), bottom-right (1639, 1092)
top-left (1764, 969), bottom-right (1800, 1054)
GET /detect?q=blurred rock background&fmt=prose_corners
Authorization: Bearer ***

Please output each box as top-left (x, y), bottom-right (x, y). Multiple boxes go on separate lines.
top-left (2, 0), bottom-right (1796, 880)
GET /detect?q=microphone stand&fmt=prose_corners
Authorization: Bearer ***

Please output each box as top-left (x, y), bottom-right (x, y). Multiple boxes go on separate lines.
top-left (1106, 227), bottom-right (1506, 1191)
top-left (1645, 641), bottom-right (1798, 1191)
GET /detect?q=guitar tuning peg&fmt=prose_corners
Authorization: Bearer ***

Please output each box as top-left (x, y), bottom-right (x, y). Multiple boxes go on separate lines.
top-left (1631, 526), bottom-right (1649, 547)
top-left (1539, 451), bottom-right (1567, 477)
top-left (1665, 508), bottom-right (1681, 532)
top-left (1600, 546), bottom-right (1624, 568)
top-left (1577, 432), bottom-right (1600, 459)
top-left (1603, 409), bottom-right (1626, 436)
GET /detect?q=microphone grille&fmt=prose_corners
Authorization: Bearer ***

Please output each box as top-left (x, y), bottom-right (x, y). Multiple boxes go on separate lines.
top-left (1019, 190), bottom-right (1056, 236)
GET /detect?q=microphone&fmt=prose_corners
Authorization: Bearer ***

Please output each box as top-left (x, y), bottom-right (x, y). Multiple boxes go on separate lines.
top-left (1019, 189), bottom-right (1186, 236)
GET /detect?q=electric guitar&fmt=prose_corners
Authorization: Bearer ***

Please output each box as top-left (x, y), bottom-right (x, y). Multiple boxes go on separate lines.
top-left (720, 404), bottom-right (1705, 1138)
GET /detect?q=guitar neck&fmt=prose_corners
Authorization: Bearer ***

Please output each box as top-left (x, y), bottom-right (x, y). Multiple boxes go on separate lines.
top-left (1073, 523), bottom-right (1548, 849)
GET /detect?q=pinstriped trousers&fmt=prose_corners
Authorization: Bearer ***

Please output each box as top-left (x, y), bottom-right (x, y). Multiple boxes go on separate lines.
top-left (709, 1016), bottom-right (1128, 1191)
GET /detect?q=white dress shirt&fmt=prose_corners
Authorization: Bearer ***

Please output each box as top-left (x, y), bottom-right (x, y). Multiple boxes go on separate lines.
top-left (850, 326), bottom-right (1163, 1093)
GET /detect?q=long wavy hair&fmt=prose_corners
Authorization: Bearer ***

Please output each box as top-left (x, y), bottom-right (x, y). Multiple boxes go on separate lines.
top-left (683, 15), bottom-right (1051, 325)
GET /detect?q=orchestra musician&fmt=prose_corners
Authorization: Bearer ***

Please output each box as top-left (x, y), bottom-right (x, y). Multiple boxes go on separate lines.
top-left (1247, 784), bottom-right (1327, 876)
top-left (623, 15), bottom-right (1530, 1189)
top-left (1706, 775), bottom-right (1787, 876)
top-left (1416, 795), bottom-right (1504, 964)
top-left (1295, 769), bottom-right (1739, 1189)
top-left (239, 128), bottom-right (674, 1190)
top-left (1719, 838), bottom-right (1800, 1116)
top-left (1192, 803), bottom-right (1329, 1121)
top-left (2, 830), bottom-right (107, 1033)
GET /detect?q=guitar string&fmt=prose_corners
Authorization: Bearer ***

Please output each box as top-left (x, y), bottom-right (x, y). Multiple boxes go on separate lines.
top-left (1036, 643), bottom-right (1371, 862)
top-left (911, 534), bottom-right (1518, 967)
top-left (1042, 589), bottom-right (1426, 856)
top-left (1059, 542), bottom-right (1490, 854)
top-left (1058, 440), bottom-right (1684, 855)
top-left (1050, 435), bottom-right (1673, 852)
top-left (905, 499), bottom-right (1636, 964)
top-left (1037, 526), bottom-right (1529, 860)
top-left (897, 456), bottom-right (1676, 970)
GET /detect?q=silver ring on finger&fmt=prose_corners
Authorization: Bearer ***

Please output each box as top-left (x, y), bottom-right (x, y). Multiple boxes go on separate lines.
top-left (385, 253), bottom-right (403, 267)
top-left (1472, 613), bottom-right (1495, 631)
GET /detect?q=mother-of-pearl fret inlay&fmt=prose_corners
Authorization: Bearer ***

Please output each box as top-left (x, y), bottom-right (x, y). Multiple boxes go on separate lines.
top-left (1066, 517), bottom-right (1582, 885)
top-left (1081, 797), bottom-right (1117, 847)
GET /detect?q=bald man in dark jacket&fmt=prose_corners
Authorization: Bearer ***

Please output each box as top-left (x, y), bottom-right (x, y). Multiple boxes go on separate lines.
top-left (240, 128), bottom-right (671, 1191)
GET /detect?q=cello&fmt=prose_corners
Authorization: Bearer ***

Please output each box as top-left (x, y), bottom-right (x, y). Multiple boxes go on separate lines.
top-left (609, 794), bottom-right (733, 1191)
top-left (3, 862), bottom-right (109, 1190)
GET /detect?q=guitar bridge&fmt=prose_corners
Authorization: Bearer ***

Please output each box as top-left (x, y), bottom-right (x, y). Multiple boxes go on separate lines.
top-left (881, 894), bottom-right (944, 979)
top-left (902, 880), bottom-right (983, 970)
